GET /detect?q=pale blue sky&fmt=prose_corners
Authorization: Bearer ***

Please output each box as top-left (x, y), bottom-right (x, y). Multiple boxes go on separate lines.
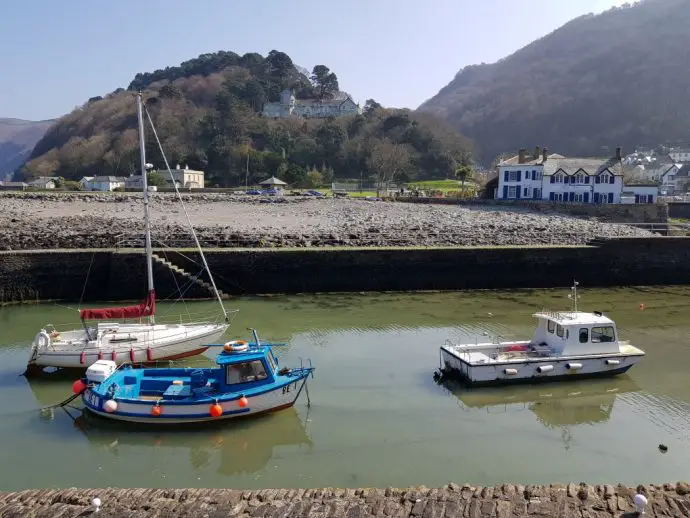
top-left (1, 0), bottom-right (627, 120)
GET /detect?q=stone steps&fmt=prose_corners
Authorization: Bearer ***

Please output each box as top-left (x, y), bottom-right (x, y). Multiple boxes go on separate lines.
top-left (151, 253), bottom-right (228, 300)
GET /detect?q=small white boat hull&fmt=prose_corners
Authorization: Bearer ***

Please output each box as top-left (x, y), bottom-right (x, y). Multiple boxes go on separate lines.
top-left (28, 323), bottom-right (227, 370)
top-left (440, 345), bottom-right (644, 387)
top-left (83, 377), bottom-right (308, 424)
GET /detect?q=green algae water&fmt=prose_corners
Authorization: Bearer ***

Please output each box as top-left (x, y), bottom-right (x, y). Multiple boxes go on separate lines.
top-left (1, 286), bottom-right (690, 490)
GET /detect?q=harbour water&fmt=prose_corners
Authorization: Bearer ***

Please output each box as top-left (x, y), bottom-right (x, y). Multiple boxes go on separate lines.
top-left (1, 286), bottom-right (690, 491)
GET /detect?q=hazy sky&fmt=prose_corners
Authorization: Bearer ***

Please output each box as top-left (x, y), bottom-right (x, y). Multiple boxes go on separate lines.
top-left (1, 0), bottom-right (628, 120)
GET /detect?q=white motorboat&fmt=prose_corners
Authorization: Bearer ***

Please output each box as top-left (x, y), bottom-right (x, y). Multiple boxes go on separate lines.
top-left (26, 93), bottom-right (233, 373)
top-left (439, 281), bottom-right (645, 386)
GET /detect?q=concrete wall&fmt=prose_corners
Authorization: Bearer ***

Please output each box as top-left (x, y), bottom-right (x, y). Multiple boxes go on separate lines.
top-left (394, 197), bottom-right (669, 224)
top-left (2, 237), bottom-right (689, 303)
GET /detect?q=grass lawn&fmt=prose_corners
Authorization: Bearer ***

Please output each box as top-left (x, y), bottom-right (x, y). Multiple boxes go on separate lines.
top-left (408, 179), bottom-right (476, 192)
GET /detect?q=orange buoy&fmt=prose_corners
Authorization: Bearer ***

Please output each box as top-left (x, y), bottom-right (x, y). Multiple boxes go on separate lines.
top-left (210, 403), bottom-right (223, 418)
top-left (639, 303), bottom-right (645, 310)
top-left (72, 379), bottom-right (86, 394)
top-left (151, 405), bottom-right (162, 417)
top-left (238, 396), bottom-right (248, 408)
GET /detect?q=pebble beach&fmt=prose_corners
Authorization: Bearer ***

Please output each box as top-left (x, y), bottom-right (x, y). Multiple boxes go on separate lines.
top-left (0, 192), bottom-right (655, 250)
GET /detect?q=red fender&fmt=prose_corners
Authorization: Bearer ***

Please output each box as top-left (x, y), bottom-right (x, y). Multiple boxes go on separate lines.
top-left (80, 351), bottom-right (86, 365)
top-left (147, 347), bottom-right (154, 362)
top-left (129, 349), bottom-right (135, 362)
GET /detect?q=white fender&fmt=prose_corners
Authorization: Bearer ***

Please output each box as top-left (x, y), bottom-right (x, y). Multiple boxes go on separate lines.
top-left (34, 331), bottom-right (51, 349)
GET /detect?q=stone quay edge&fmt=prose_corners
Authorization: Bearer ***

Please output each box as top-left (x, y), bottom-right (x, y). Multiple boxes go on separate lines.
top-left (1, 482), bottom-right (689, 517)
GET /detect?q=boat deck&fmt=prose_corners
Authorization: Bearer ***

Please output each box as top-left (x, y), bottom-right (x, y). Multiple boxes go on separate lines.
top-left (445, 342), bottom-right (644, 366)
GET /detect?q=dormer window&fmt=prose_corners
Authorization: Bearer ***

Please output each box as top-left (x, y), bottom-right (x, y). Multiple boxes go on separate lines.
top-left (555, 173), bottom-right (565, 183)
top-left (574, 173), bottom-right (585, 184)
top-left (596, 172), bottom-right (613, 184)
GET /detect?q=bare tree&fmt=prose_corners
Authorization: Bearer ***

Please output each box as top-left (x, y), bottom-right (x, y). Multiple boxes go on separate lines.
top-left (367, 139), bottom-right (412, 196)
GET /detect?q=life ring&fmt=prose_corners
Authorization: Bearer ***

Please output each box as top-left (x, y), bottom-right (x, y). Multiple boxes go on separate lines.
top-left (223, 340), bottom-right (249, 353)
top-left (35, 331), bottom-right (51, 349)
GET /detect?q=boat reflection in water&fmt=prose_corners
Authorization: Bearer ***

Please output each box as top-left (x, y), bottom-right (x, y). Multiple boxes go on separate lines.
top-left (69, 407), bottom-right (313, 475)
top-left (436, 375), bottom-right (640, 448)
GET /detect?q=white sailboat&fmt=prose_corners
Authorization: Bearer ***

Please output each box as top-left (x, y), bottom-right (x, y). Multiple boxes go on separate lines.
top-left (26, 93), bottom-right (232, 373)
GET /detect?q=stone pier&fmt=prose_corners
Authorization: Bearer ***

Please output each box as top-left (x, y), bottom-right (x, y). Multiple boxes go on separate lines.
top-left (1, 482), bottom-right (689, 517)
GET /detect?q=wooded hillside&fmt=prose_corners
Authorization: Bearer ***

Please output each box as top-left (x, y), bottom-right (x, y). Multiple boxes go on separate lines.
top-left (419, 0), bottom-right (690, 163)
top-left (20, 50), bottom-right (473, 187)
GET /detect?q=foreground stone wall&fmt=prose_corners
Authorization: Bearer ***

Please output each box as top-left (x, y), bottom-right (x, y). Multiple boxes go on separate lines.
top-left (1, 237), bottom-right (690, 303)
top-left (395, 197), bottom-right (669, 224)
top-left (1, 482), bottom-right (688, 517)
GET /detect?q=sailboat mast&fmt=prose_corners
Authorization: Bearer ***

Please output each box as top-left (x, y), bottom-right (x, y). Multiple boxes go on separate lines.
top-left (136, 92), bottom-right (156, 324)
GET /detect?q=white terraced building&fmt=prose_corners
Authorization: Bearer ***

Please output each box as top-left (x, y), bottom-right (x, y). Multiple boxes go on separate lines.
top-left (495, 147), bottom-right (657, 204)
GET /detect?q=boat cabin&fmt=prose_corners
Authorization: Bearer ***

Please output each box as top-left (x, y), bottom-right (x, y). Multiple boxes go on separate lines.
top-left (529, 310), bottom-right (620, 356)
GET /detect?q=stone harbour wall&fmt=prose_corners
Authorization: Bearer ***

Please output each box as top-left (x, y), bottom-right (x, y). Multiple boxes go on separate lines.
top-left (1, 482), bottom-right (689, 517)
top-left (2, 237), bottom-right (690, 304)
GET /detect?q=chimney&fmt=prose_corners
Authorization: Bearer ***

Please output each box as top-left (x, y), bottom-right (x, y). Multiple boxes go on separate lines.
top-left (533, 146), bottom-right (541, 159)
top-left (185, 164), bottom-right (189, 170)
top-left (176, 164), bottom-right (180, 170)
top-left (542, 148), bottom-right (548, 162)
top-left (518, 148), bottom-right (527, 164)
top-left (615, 147), bottom-right (622, 161)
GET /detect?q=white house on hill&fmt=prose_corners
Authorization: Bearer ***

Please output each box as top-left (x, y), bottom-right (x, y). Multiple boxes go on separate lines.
top-left (262, 89), bottom-right (361, 119)
top-left (496, 147), bottom-right (657, 204)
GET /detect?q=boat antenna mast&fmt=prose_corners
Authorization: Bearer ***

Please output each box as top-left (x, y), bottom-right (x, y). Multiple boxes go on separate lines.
top-left (142, 102), bottom-right (228, 322)
top-left (567, 279), bottom-right (580, 312)
top-left (136, 92), bottom-right (156, 324)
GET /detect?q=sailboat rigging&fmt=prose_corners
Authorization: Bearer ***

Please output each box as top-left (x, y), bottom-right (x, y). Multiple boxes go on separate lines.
top-left (26, 92), bottom-right (233, 374)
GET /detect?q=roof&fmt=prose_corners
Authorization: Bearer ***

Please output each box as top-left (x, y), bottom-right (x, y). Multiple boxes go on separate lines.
top-left (543, 157), bottom-right (624, 176)
top-left (92, 176), bottom-right (126, 182)
top-left (533, 311), bottom-right (614, 326)
top-left (500, 153), bottom-right (565, 166)
top-left (215, 346), bottom-right (269, 365)
top-left (0, 181), bottom-right (28, 187)
top-left (259, 176), bottom-right (287, 185)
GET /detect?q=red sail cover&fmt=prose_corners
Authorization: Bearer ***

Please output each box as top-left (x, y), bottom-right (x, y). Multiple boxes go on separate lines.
top-left (80, 290), bottom-right (156, 320)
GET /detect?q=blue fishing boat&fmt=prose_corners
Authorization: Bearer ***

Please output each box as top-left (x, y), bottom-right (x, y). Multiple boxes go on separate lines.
top-left (73, 330), bottom-right (314, 424)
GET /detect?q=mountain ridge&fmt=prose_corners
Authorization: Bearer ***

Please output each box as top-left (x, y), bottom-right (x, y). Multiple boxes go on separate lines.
top-left (0, 118), bottom-right (55, 178)
top-left (418, 0), bottom-right (690, 163)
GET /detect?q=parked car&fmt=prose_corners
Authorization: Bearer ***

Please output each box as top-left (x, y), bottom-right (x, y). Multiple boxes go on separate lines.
top-left (246, 189), bottom-right (262, 195)
top-left (307, 190), bottom-right (324, 197)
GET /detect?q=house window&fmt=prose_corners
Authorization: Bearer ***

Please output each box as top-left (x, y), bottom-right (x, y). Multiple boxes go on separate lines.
top-left (523, 187), bottom-right (529, 197)
top-left (509, 171), bottom-right (518, 181)
top-left (553, 193), bottom-right (564, 202)
top-left (507, 186), bottom-right (517, 198)
top-left (574, 173), bottom-right (585, 184)
top-left (547, 320), bottom-right (555, 333)
top-left (532, 170), bottom-right (541, 181)
top-left (225, 360), bottom-right (268, 385)
top-left (533, 188), bottom-right (541, 199)
top-left (554, 173), bottom-right (565, 183)
top-left (591, 326), bottom-right (616, 343)
top-left (579, 328), bottom-right (589, 343)
top-left (574, 193), bottom-right (585, 202)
